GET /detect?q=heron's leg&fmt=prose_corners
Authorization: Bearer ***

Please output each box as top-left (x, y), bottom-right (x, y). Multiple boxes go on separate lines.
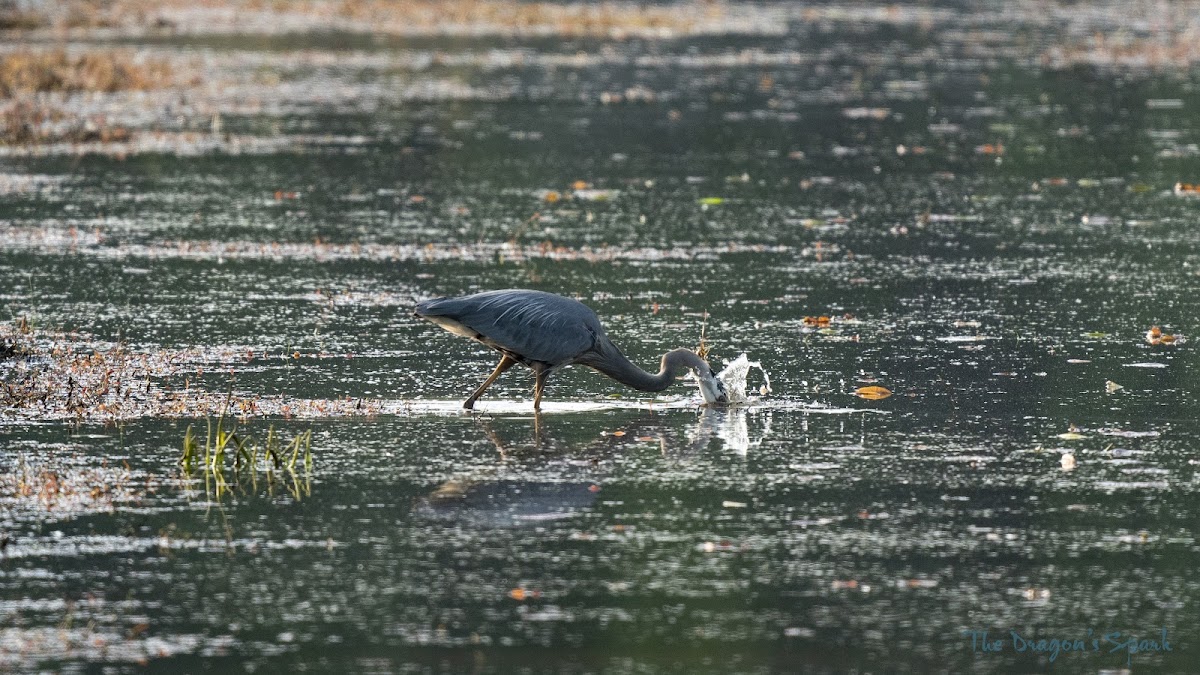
top-left (463, 355), bottom-right (516, 410)
top-left (532, 368), bottom-right (550, 411)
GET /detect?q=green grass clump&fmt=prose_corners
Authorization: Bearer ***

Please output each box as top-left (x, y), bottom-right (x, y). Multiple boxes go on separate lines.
top-left (181, 417), bottom-right (312, 499)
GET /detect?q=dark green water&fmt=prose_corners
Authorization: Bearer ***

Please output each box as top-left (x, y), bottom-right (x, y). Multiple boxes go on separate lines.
top-left (3, 5), bottom-right (1200, 672)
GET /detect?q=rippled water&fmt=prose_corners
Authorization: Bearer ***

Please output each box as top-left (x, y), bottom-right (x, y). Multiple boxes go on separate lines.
top-left (4, 2), bottom-right (1200, 671)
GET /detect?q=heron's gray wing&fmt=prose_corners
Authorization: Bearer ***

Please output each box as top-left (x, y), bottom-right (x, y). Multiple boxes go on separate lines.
top-left (416, 290), bottom-right (600, 366)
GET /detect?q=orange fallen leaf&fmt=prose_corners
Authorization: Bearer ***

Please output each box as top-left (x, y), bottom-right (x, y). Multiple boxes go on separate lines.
top-left (508, 588), bottom-right (540, 601)
top-left (571, 180), bottom-right (590, 190)
top-left (855, 386), bottom-right (892, 400)
top-left (611, 430), bottom-right (626, 437)
top-left (1145, 325), bottom-right (1181, 345)
top-left (544, 190), bottom-right (560, 203)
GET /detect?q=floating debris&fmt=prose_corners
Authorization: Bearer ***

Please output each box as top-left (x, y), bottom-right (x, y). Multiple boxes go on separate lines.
top-left (842, 107), bottom-right (890, 120)
top-left (0, 320), bottom-right (385, 423)
top-left (573, 189), bottom-right (618, 201)
top-left (0, 226), bottom-right (791, 264)
top-left (0, 455), bottom-right (142, 517)
top-left (508, 588), bottom-right (542, 601)
top-left (854, 386), bottom-right (892, 401)
top-left (1145, 326), bottom-right (1182, 345)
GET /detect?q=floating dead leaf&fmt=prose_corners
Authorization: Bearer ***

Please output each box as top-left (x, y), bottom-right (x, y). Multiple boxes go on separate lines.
top-left (1066, 359), bottom-right (1091, 364)
top-left (571, 180), bottom-right (590, 190)
top-left (1056, 432), bottom-right (1086, 440)
top-left (508, 588), bottom-right (540, 601)
top-left (854, 386), bottom-right (892, 400)
top-left (803, 315), bottom-right (831, 327)
top-left (610, 430), bottom-right (626, 437)
top-left (543, 190), bottom-right (560, 203)
top-left (722, 500), bottom-right (747, 508)
top-left (1105, 380), bottom-right (1124, 393)
top-left (698, 197), bottom-right (725, 206)
top-left (1144, 325), bottom-right (1183, 345)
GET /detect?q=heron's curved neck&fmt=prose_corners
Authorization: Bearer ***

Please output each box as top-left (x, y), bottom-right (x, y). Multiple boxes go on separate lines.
top-left (587, 346), bottom-right (710, 393)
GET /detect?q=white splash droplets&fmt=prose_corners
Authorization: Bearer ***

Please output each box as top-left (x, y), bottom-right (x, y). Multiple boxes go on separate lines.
top-left (713, 353), bottom-right (772, 404)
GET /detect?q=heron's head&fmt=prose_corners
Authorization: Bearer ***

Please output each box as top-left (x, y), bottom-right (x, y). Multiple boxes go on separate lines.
top-left (695, 366), bottom-right (729, 405)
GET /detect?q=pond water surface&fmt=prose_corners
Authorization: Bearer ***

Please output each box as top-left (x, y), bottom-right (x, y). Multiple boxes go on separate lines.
top-left (3, 3), bottom-right (1200, 672)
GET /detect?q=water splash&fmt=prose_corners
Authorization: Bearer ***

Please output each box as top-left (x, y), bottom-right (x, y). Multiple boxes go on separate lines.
top-left (712, 353), bottom-right (772, 404)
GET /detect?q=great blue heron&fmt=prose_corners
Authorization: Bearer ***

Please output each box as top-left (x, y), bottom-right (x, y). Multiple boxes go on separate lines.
top-left (413, 289), bottom-right (728, 410)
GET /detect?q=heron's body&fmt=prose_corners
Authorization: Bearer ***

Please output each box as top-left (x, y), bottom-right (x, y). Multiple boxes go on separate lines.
top-left (413, 289), bottom-right (727, 410)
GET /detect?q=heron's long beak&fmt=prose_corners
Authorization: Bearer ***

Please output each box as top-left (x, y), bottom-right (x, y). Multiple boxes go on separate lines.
top-left (697, 368), bottom-right (729, 405)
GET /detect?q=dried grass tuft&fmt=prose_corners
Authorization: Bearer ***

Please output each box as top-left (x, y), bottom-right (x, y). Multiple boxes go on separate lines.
top-left (0, 49), bottom-right (172, 96)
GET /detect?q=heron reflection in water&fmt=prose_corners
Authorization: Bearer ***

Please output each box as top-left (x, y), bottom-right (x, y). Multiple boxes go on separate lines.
top-left (416, 409), bottom-right (772, 528)
top-left (414, 289), bottom-right (728, 410)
